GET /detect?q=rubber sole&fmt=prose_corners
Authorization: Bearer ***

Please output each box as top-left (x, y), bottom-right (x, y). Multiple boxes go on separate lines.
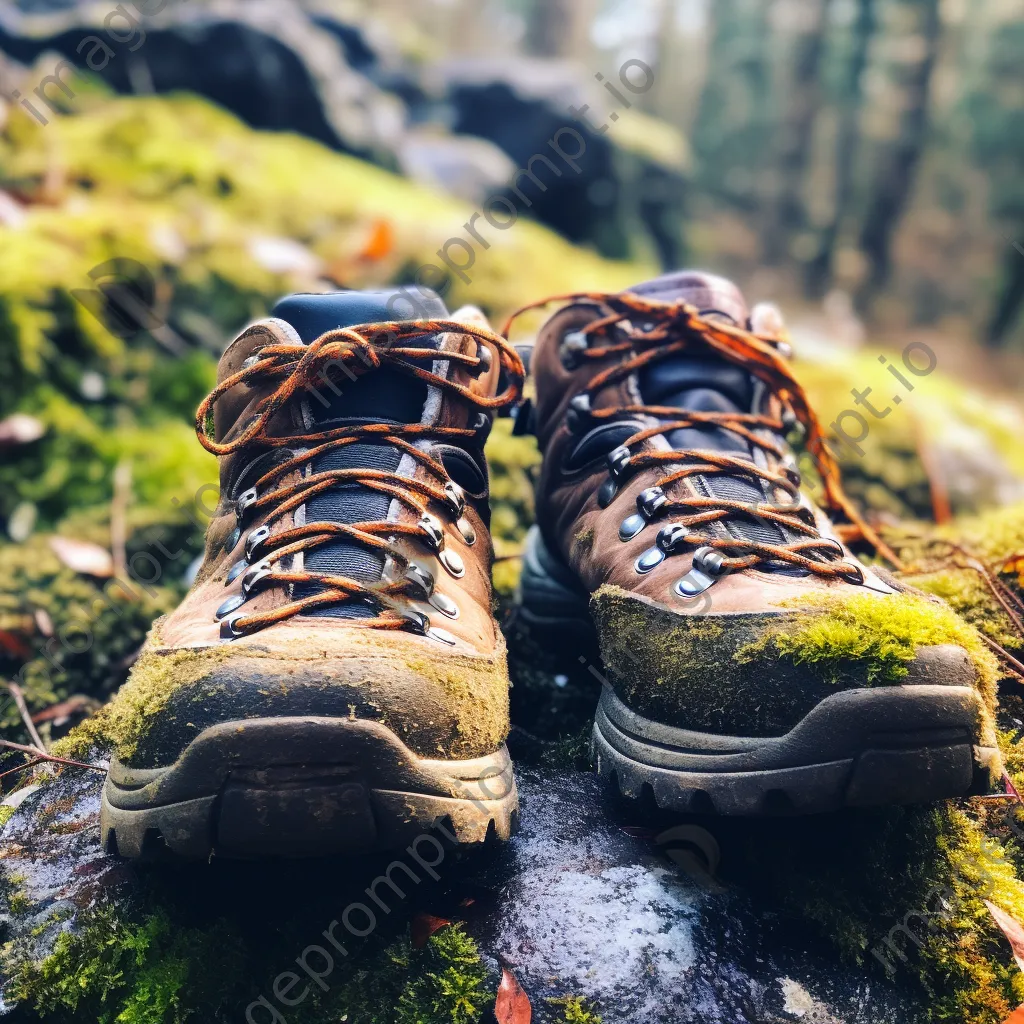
top-left (594, 683), bottom-right (996, 815)
top-left (101, 717), bottom-right (518, 860)
top-left (517, 526), bottom-right (998, 815)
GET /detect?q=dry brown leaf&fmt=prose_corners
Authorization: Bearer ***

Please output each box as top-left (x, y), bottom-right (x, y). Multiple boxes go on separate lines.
top-left (494, 966), bottom-right (531, 1024)
top-left (986, 901), bottom-right (1024, 975)
top-left (0, 413), bottom-right (44, 446)
top-left (410, 913), bottom-right (451, 949)
top-left (49, 536), bottom-right (114, 577)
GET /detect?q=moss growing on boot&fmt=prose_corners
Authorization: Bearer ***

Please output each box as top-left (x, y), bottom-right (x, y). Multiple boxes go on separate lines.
top-left (737, 591), bottom-right (1000, 700)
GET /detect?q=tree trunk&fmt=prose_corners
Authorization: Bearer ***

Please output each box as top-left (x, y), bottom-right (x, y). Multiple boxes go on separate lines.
top-left (524, 0), bottom-right (595, 60)
top-left (857, 0), bottom-right (942, 301)
top-left (987, 237), bottom-right (1024, 346)
top-left (805, 0), bottom-right (876, 296)
top-left (692, 0), bottom-right (774, 211)
top-left (763, 0), bottom-right (834, 264)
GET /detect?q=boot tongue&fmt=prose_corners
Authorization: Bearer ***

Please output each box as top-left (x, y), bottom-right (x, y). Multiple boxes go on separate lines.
top-left (626, 271), bottom-right (788, 548)
top-left (270, 288), bottom-right (448, 618)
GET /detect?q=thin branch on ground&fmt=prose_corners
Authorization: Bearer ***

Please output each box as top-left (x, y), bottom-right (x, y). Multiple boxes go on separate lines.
top-left (0, 738), bottom-right (105, 774)
top-left (4, 681), bottom-right (47, 752)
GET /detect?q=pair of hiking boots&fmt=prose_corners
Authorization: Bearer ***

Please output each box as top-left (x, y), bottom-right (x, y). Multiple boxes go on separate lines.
top-left (99, 272), bottom-right (997, 859)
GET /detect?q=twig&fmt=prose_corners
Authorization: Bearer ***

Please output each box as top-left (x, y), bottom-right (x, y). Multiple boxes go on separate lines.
top-left (110, 459), bottom-right (131, 581)
top-left (911, 413), bottom-right (952, 525)
top-left (4, 681), bottom-right (46, 752)
top-left (0, 738), bottom-right (105, 773)
top-left (979, 633), bottom-right (1024, 682)
top-left (0, 757), bottom-right (46, 783)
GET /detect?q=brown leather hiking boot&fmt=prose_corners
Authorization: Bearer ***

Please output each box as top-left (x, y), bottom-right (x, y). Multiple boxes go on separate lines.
top-left (515, 271), bottom-right (999, 815)
top-left (99, 289), bottom-right (524, 859)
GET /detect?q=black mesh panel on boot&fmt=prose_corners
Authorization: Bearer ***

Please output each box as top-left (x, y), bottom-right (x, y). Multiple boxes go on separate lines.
top-left (271, 289), bottom-right (448, 618)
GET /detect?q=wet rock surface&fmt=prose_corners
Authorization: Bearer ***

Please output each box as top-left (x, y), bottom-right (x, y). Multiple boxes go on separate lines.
top-left (0, 759), bottom-right (926, 1023)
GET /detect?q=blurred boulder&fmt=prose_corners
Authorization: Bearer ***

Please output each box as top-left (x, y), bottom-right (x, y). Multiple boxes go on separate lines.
top-left (440, 56), bottom-right (688, 262)
top-left (0, 0), bottom-right (405, 162)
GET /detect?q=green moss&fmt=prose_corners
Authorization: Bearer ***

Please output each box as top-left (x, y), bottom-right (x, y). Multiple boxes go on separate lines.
top-left (550, 995), bottom-right (602, 1023)
top-left (0, 805), bottom-right (14, 828)
top-left (738, 591), bottom-right (1000, 701)
top-left (4, 901), bottom-right (492, 1024)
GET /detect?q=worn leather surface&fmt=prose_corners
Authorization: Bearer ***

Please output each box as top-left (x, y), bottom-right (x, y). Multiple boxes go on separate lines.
top-left (119, 306), bottom-right (511, 763)
top-left (530, 281), bottom-right (896, 619)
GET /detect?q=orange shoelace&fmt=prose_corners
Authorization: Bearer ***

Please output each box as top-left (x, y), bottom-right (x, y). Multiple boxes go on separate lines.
top-left (504, 291), bottom-right (902, 579)
top-left (196, 318), bottom-right (525, 637)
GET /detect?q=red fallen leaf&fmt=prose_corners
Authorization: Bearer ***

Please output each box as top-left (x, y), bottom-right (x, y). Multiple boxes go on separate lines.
top-left (359, 219), bottom-right (394, 262)
top-left (0, 413), bottom-right (44, 447)
top-left (411, 913), bottom-right (451, 948)
top-left (986, 901), bottom-right (1024, 974)
top-left (1002, 552), bottom-right (1024, 587)
top-left (1005, 773), bottom-right (1023, 804)
top-left (494, 966), bottom-right (531, 1024)
top-left (0, 630), bottom-right (32, 660)
top-left (1003, 1006), bottom-right (1024, 1024)
top-left (49, 536), bottom-right (113, 577)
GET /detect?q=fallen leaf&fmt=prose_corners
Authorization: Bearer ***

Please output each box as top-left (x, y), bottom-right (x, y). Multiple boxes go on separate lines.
top-left (0, 630), bottom-right (32, 660)
top-left (1005, 773), bottom-right (1023, 804)
top-left (986, 901), bottom-right (1024, 974)
top-left (0, 413), bottom-right (44, 446)
top-left (49, 536), bottom-right (114, 577)
top-left (1004, 553), bottom-right (1024, 587)
top-left (410, 913), bottom-right (451, 949)
top-left (494, 966), bottom-right (531, 1024)
top-left (1004, 1005), bottom-right (1024, 1024)
top-left (359, 219), bottom-right (395, 262)
top-left (32, 695), bottom-right (100, 725)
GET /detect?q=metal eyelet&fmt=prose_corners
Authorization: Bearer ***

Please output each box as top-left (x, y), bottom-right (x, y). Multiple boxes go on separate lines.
top-left (607, 446), bottom-right (632, 479)
top-left (236, 488), bottom-right (259, 521)
top-left (635, 546), bottom-right (665, 574)
top-left (241, 353), bottom-right (261, 370)
top-left (220, 613), bottom-right (250, 639)
top-left (656, 523), bottom-right (688, 554)
top-left (469, 343), bottom-right (492, 376)
top-left (418, 513), bottom-right (445, 552)
top-left (428, 626), bottom-right (457, 646)
top-left (404, 564), bottom-right (435, 599)
top-left (225, 559), bottom-right (248, 585)
top-left (780, 456), bottom-right (802, 487)
top-left (244, 525), bottom-right (272, 561)
top-left (457, 517), bottom-right (477, 545)
top-left (637, 486), bottom-right (668, 521)
top-left (440, 549), bottom-right (465, 578)
top-left (226, 526), bottom-right (242, 552)
top-left (560, 330), bottom-right (588, 369)
top-left (673, 546), bottom-right (726, 598)
top-left (619, 514), bottom-right (646, 541)
top-left (470, 410), bottom-right (492, 441)
top-left (814, 538), bottom-right (846, 562)
top-left (215, 594), bottom-right (246, 620)
top-left (692, 546), bottom-right (727, 576)
top-left (782, 408), bottom-right (806, 445)
top-left (566, 393), bottom-right (592, 434)
top-left (429, 592), bottom-right (460, 619)
top-left (401, 609), bottom-right (430, 635)
top-left (597, 477), bottom-right (618, 508)
top-left (240, 560), bottom-right (273, 597)
top-left (443, 481), bottom-right (466, 517)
